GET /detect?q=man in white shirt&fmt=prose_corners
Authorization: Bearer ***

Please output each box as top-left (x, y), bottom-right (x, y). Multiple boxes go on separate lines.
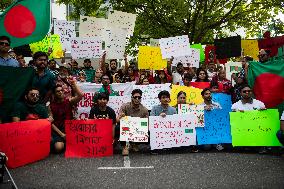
top-left (232, 85), bottom-right (266, 111)
top-left (172, 63), bottom-right (185, 85)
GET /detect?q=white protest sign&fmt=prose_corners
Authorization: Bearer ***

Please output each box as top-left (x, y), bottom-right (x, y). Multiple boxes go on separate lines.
top-left (150, 38), bottom-right (160, 47)
top-left (225, 62), bottom-right (242, 84)
top-left (149, 114), bottom-right (197, 150)
top-left (108, 10), bottom-right (137, 36)
top-left (178, 104), bottom-right (204, 127)
top-left (54, 20), bottom-right (76, 51)
top-left (79, 16), bottom-right (108, 40)
top-left (172, 48), bottom-right (200, 68)
top-left (120, 117), bottom-right (149, 142)
top-left (105, 27), bottom-right (128, 59)
top-left (76, 82), bottom-right (134, 119)
top-left (133, 84), bottom-right (171, 110)
top-left (71, 37), bottom-right (103, 59)
top-left (108, 95), bottom-right (131, 116)
top-left (159, 35), bottom-right (191, 59)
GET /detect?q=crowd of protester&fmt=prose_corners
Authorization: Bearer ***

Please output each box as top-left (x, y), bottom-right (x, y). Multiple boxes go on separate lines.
top-left (0, 35), bottom-right (283, 156)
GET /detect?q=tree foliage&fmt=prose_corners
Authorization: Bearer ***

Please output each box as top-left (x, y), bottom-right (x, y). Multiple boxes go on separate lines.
top-left (0, 0), bottom-right (14, 11)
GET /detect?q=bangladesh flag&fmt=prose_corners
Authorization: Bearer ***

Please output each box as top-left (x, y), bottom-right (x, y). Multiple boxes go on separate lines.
top-left (0, 0), bottom-right (50, 48)
top-left (0, 66), bottom-right (35, 122)
top-left (248, 59), bottom-right (284, 116)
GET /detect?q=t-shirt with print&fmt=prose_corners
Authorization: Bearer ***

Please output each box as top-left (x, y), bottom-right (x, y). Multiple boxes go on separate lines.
top-left (89, 106), bottom-right (116, 124)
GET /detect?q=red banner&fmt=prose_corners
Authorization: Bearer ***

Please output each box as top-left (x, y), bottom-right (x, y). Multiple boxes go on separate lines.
top-left (190, 82), bottom-right (210, 89)
top-left (258, 35), bottom-right (284, 57)
top-left (0, 120), bottom-right (51, 168)
top-left (65, 119), bottom-right (113, 158)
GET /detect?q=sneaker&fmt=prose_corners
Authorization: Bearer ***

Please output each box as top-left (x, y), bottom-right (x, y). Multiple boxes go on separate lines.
top-left (131, 144), bottom-right (139, 152)
top-left (191, 146), bottom-right (199, 153)
top-left (122, 146), bottom-right (129, 156)
top-left (216, 144), bottom-right (224, 151)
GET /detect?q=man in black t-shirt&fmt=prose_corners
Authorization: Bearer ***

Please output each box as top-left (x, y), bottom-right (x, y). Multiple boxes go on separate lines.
top-left (89, 92), bottom-right (116, 137)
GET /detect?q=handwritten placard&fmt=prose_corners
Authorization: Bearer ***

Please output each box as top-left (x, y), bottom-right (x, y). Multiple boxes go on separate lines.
top-left (65, 119), bottom-right (113, 158)
top-left (159, 35), bottom-right (191, 59)
top-left (212, 93), bottom-right (232, 111)
top-left (190, 43), bottom-right (205, 62)
top-left (169, 85), bottom-right (203, 107)
top-left (54, 20), bottom-right (76, 51)
top-left (149, 114), bottom-right (197, 150)
top-left (79, 16), bottom-right (108, 40)
top-left (225, 62), bottom-right (242, 82)
top-left (108, 95), bottom-right (131, 115)
top-left (105, 27), bottom-right (128, 59)
top-left (150, 38), bottom-right (160, 47)
top-left (120, 116), bottom-right (149, 142)
top-left (133, 84), bottom-right (171, 110)
top-left (178, 104), bottom-right (204, 127)
top-left (76, 82), bottom-right (134, 119)
top-left (196, 109), bottom-right (232, 145)
top-left (172, 48), bottom-right (200, 68)
top-left (108, 10), bottom-right (137, 36)
top-left (230, 109), bottom-right (282, 146)
top-left (0, 120), bottom-right (51, 168)
top-left (71, 37), bottom-right (103, 59)
top-left (138, 46), bottom-right (166, 70)
top-left (241, 40), bottom-right (259, 60)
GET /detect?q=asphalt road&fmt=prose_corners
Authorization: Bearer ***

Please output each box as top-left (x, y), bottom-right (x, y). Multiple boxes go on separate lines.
top-left (1, 149), bottom-right (284, 189)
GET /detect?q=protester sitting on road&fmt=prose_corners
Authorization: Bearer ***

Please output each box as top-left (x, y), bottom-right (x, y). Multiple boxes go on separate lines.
top-left (118, 89), bottom-right (149, 156)
top-left (150, 90), bottom-right (176, 117)
top-left (50, 81), bottom-right (83, 153)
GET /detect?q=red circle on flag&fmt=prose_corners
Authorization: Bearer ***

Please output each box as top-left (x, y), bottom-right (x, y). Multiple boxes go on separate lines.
top-left (4, 5), bottom-right (36, 38)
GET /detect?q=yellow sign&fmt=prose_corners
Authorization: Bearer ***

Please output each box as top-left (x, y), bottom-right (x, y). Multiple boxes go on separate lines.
top-left (29, 34), bottom-right (63, 59)
top-left (241, 40), bottom-right (259, 60)
top-left (170, 85), bottom-right (203, 107)
top-left (138, 46), bottom-right (166, 70)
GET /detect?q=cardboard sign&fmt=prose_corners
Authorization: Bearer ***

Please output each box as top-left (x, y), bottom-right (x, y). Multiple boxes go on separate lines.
top-left (212, 93), bottom-right (232, 111)
top-left (190, 43), bottom-right (205, 62)
top-left (159, 35), bottom-right (191, 59)
top-left (79, 16), bottom-right (108, 40)
top-left (120, 117), bottom-right (149, 142)
top-left (54, 20), bottom-right (76, 51)
top-left (178, 104), bottom-right (204, 127)
top-left (196, 109), bottom-right (232, 145)
top-left (230, 109), bottom-right (282, 146)
top-left (225, 62), bottom-right (242, 81)
top-left (214, 36), bottom-right (241, 59)
top-left (241, 40), bottom-right (259, 60)
top-left (169, 85), bottom-right (203, 106)
top-left (76, 82), bottom-right (134, 119)
top-left (149, 114), bottom-right (197, 149)
top-left (172, 48), bottom-right (200, 68)
top-left (108, 95), bottom-right (131, 116)
top-left (0, 120), bottom-right (51, 168)
top-left (138, 46), bottom-right (166, 70)
top-left (65, 119), bottom-right (113, 158)
top-left (71, 37), bottom-right (103, 59)
top-left (105, 27), bottom-right (128, 59)
top-left (133, 84), bottom-right (171, 110)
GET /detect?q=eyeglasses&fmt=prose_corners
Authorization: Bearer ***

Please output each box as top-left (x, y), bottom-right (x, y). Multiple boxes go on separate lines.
top-left (0, 42), bottom-right (10, 46)
top-left (30, 93), bottom-right (40, 98)
top-left (132, 96), bottom-right (142, 100)
top-left (242, 90), bottom-right (252, 93)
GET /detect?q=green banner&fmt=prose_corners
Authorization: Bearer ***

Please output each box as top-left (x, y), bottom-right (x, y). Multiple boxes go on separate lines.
top-left (230, 109), bottom-right (282, 146)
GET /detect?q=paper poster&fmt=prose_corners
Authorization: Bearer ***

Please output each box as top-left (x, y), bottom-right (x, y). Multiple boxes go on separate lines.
top-left (159, 35), bottom-right (191, 59)
top-left (29, 34), bottom-right (63, 58)
top-left (108, 10), bottom-right (137, 36)
top-left (150, 38), bottom-right (160, 47)
top-left (196, 109), bottom-right (232, 145)
top-left (76, 82), bottom-right (134, 119)
top-left (65, 119), bottom-right (113, 158)
top-left (138, 46), bottom-right (166, 70)
top-left (178, 104), bottom-right (204, 127)
top-left (241, 40), bottom-right (259, 60)
top-left (214, 35), bottom-right (242, 59)
top-left (212, 93), bottom-right (232, 111)
top-left (190, 43), bottom-right (205, 62)
top-left (105, 27), bottom-right (128, 59)
top-left (172, 48), bottom-right (200, 68)
top-left (79, 16), bottom-right (108, 40)
top-left (71, 37), bottom-right (103, 59)
top-left (225, 62), bottom-right (242, 82)
top-left (149, 114), bottom-right (197, 149)
top-left (54, 20), bottom-right (76, 51)
top-left (0, 120), bottom-right (51, 168)
top-left (120, 116), bottom-right (149, 142)
top-left (108, 95), bottom-right (131, 116)
top-left (230, 109), bottom-right (282, 146)
top-left (170, 85), bottom-right (203, 107)
top-left (133, 84), bottom-right (171, 110)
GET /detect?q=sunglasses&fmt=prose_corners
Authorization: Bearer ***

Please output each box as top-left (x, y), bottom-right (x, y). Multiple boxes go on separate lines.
top-left (30, 93), bottom-right (40, 98)
top-left (132, 96), bottom-right (142, 100)
top-left (0, 42), bottom-right (10, 46)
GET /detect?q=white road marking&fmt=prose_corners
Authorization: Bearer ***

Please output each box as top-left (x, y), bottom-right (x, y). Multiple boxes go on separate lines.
top-left (123, 156), bottom-right (131, 167)
top-left (98, 166), bottom-right (154, 170)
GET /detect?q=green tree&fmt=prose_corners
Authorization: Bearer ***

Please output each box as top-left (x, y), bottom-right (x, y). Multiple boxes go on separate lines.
top-left (0, 0), bottom-right (14, 11)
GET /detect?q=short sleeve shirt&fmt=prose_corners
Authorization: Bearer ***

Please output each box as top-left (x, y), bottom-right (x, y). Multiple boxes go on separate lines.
top-left (89, 106), bottom-right (116, 124)
top-left (150, 104), bottom-right (177, 116)
top-left (11, 102), bottom-right (48, 121)
top-left (119, 102), bottom-right (149, 118)
top-left (0, 56), bottom-right (19, 67)
top-left (231, 99), bottom-right (266, 111)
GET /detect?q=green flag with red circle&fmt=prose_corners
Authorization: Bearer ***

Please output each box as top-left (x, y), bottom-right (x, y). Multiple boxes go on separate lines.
top-left (0, 0), bottom-right (50, 48)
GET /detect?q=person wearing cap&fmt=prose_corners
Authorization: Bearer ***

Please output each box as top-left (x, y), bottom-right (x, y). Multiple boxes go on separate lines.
top-left (0, 36), bottom-right (19, 67)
